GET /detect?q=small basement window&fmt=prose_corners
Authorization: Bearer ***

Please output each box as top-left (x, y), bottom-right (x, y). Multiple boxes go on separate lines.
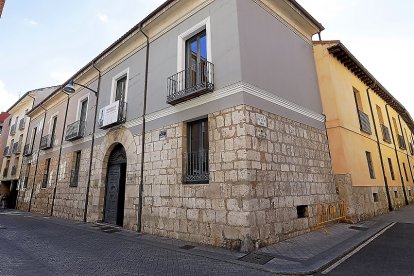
top-left (297, 205), bottom-right (308, 218)
top-left (409, 190), bottom-right (412, 197)
top-left (394, 191), bottom-right (398, 198)
top-left (373, 193), bottom-right (379, 202)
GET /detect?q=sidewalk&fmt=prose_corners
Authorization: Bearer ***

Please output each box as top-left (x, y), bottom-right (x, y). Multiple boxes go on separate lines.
top-left (1, 205), bottom-right (413, 275)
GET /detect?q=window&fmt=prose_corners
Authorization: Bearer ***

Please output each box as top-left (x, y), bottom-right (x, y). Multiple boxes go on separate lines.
top-left (373, 193), bottom-right (379, 202)
top-left (402, 163), bottom-right (409, 181)
top-left (184, 118), bottom-right (209, 184)
top-left (79, 98), bottom-right (88, 122)
top-left (30, 127), bottom-right (37, 150)
top-left (110, 69), bottom-right (129, 104)
top-left (366, 151), bottom-right (375, 179)
top-left (50, 116), bottom-right (57, 139)
top-left (353, 88), bottom-right (371, 134)
top-left (114, 76), bottom-right (127, 102)
top-left (186, 30), bottom-right (207, 87)
top-left (376, 105), bottom-right (384, 124)
top-left (409, 190), bottom-right (412, 197)
top-left (388, 158), bottom-right (395, 180)
top-left (23, 163), bottom-right (31, 188)
top-left (42, 158), bottom-right (51, 188)
top-left (394, 190), bottom-right (398, 198)
top-left (70, 151), bottom-right (81, 187)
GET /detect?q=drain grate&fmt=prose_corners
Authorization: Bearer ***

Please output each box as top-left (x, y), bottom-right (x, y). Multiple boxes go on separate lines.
top-left (103, 229), bottom-right (121, 234)
top-left (349, 225), bottom-right (369, 231)
top-left (239, 252), bottom-right (274, 265)
top-left (179, 245), bottom-right (195, 250)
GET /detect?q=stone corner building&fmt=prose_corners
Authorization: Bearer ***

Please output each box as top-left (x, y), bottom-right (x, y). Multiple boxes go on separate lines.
top-left (17, 0), bottom-right (341, 251)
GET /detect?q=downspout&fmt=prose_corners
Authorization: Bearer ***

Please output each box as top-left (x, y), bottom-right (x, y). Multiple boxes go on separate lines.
top-left (15, 94), bottom-right (36, 210)
top-left (28, 105), bottom-right (47, 212)
top-left (83, 62), bottom-right (101, 222)
top-left (50, 93), bottom-right (70, 216)
top-left (366, 87), bottom-right (393, 211)
top-left (397, 115), bottom-right (414, 192)
top-left (137, 26), bottom-right (150, 233)
top-left (385, 104), bottom-right (409, 205)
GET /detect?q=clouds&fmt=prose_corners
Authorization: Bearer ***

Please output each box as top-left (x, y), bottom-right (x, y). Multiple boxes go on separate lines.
top-left (24, 18), bottom-right (38, 26)
top-left (0, 80), bottom-right (19, 112)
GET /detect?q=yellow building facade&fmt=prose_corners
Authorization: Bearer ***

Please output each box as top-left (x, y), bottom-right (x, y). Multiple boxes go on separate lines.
top-left (314, 41), bottom-right (414, 221)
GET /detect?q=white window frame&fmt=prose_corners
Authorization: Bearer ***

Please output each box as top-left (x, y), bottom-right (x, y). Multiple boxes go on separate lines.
top-left (177, 17), bottom-right (212, 73)
top-left (48, 113), bottom-right (58, 134)
top-left (110, 68), bottom-right (130, 104)
top-left (76, 94), bottom-right (90, 121)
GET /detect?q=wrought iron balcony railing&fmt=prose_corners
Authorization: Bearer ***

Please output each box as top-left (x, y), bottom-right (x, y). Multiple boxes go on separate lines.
top-left (23, 144), bottom-right (32, 156)
top-left (183, 150), bottom-right (209, 184)
top-left (98, 101), bottom-right (127, 129)
top-left (70, 170), bottom-right (79, 187)
top-left (380, 124), bottom-right (391, 143)
top-left (65, 120), bottom-right (86, 141)
top-left (18, 118), bottom-right (25, 130)
top-left (39, 134), bottom-right (53, 150)
top-left (358, 110), bottom-right (372, 134)
top-left (11, 166), bottom-right (17, 176)
top-left (167, 61), bottom-right (214, 105)
top-left (10, 124), bottom-right (16, 135)
top-left (3, 146), bottom-right (11, 157)
top-left (2, 168), bottom-right (8, 178)
top-left (398, 134), bottom-right (406, 150)
top-left (12, 142), bottom-right (21, 154)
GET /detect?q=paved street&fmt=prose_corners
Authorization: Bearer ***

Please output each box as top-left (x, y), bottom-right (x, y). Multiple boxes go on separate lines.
top-left (325, 223), bottom-right (414, 276)
top-left (2, 205), bottom-right (414, 275)
top-left (0, 210), bottom-right (272, 276)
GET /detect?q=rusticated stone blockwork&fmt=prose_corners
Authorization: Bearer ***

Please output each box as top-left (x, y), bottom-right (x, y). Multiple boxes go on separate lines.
top-left (141, 104), bottom-right (339, 250)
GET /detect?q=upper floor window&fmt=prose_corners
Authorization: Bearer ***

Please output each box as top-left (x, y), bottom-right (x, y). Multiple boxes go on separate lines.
top-left (365, 151), bottom-right (375, 179)
top-left (114, 76), bottom-right (127, 102)
top-left (377, 105), bottom-right (391, 143)
top-left (353, 87), bottom-right (371, 134)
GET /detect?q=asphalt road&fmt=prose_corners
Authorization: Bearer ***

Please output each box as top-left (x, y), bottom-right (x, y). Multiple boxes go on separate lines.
top-left (326, 223), bottom-right (414, 276)
top-left (0, 210), bottom-right (273, 276)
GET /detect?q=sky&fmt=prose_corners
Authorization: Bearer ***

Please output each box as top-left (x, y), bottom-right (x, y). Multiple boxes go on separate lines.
top-left (0, 0), bottom-right (413, 116)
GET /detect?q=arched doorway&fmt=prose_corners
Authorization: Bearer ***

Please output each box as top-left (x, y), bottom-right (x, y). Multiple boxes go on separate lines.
top-left (104, 144), bottom-right (127, 226)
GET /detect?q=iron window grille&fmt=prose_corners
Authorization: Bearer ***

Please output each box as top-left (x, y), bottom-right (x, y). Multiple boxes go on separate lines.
top-left (398, 134), bottom-right (406, 150)
top-left (65, 120), bottom-right (86, 141)
top-left (3, 146), bottom-right (11, 157)
top-left (183, 150), bottom-right (209, 184)
top-left (23, 144), bottom-right (32, 156)
top-left (11, 165), bottom-right (17, 176)
top-left (18, 118), bottom-right (25, 130)
top-left (380, 124), bottom-right (391, 143)
top-left (39, 134), bottom-right (53, 150)
top-left (9, 124), bottom-right (16, 135)
top-left (12, 142), bottom-right (21, 154)
top-left (2, 168), bottom-right (8, 178)
top-left (358, 110), bottom-right (372, 134)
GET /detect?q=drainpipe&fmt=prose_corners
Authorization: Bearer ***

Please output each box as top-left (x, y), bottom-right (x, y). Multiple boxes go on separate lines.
top-left (137, 26), bottom-right (150, 233)
top-left (397, 115), bottom-right (414, 190)
top-left (385, 104), bottom-right (409, 205)
top-left (83, 62), bottom-right (101, 223)
top-left (15, 94), bottom-right (35, 210)
top-left (366, 87), bottom-right (393, 211)
top-left (28, 105), bottom-right (47, 212)
top-left (50, 93), bottom-right (70, 216)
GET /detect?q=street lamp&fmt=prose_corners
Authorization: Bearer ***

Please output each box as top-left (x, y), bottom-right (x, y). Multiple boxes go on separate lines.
top-left (63, 80), bottom-right (98, 95)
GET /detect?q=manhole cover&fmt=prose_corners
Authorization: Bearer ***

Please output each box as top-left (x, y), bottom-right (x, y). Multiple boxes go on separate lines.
top-left (179, 245), bottom-right (195, 250)
top-left (239, 252), bottom-right (274, 265)
top-left (349, 225), bottom-right (369, 231)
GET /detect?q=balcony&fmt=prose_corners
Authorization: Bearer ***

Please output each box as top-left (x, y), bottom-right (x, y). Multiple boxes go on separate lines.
top-left (3, 146), bottom-right (11, 157)
top-left (12, 142), bottom-right (21, 154)
top-left (10, 124), bottom-right (16, 135)
top-left (19, 118), bottom-right (25, 130)
top-left (65, 120), bottom-right (86, 141)
top-left (70, 170), bottom-right (79, 187)
top-left (2, 168), bottom-right (8, 178)
top-left (11, 166), bottom-right (17, 176)
top-left (167, 61), bottom-right (214, 105)
top-left (39, 134), bottom-right (53, 150)
top-left (358, 110), bottom-right (372, 134)
top-left (183, 150), bottom-right (209, 184)
top-left (23, 144), bottom-right (32, 156)
top-left (98, 101), bottom-right (127, 129)
top-left (381, 124), bottom-right (391, 143)
top-left (398, 134), bottom-right (406, 150)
